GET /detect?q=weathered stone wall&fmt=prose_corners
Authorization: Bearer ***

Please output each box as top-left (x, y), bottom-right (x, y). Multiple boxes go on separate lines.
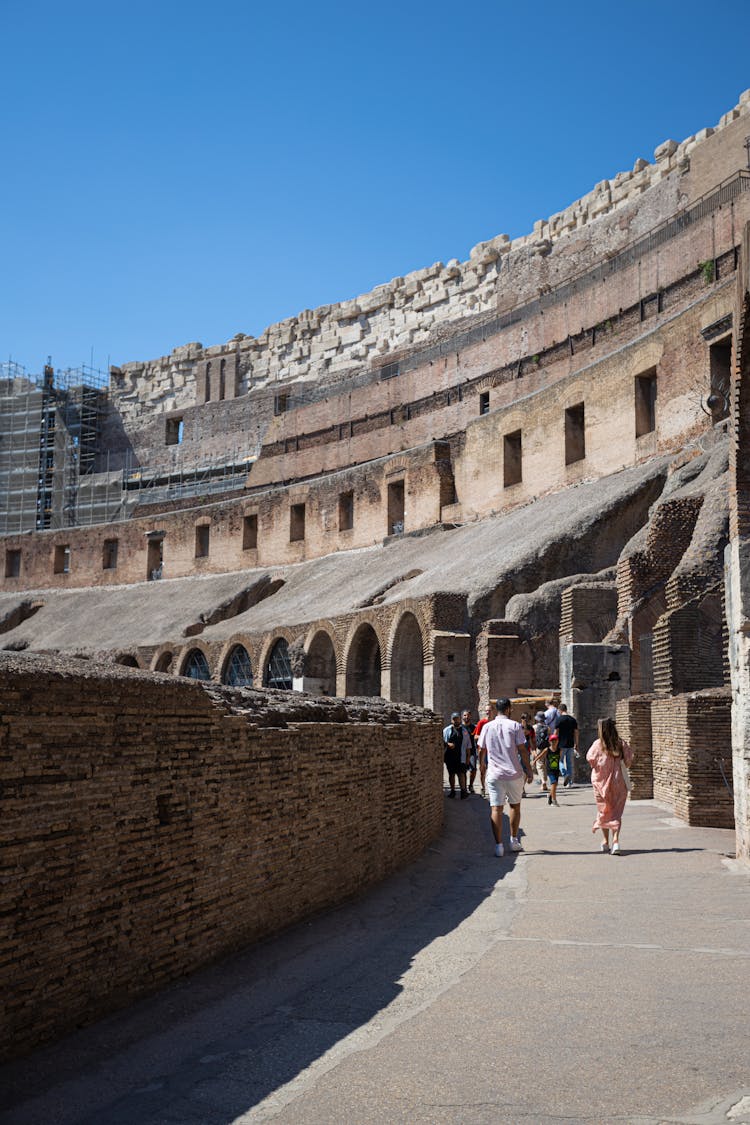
top-left (560, 642), bottom-right (632, 779)
top-left (650, 688), bottom-right (734, 827)
top-left (0, 655), bottom-right (443, 1060)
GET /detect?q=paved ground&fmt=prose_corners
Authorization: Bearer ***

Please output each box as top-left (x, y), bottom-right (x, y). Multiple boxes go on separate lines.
top-left (2, 782), bottom-right (749, 1125)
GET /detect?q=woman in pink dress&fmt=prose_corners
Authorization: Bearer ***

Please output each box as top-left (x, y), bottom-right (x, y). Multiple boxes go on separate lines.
top-left (586, 717), bottom-right (633, 855)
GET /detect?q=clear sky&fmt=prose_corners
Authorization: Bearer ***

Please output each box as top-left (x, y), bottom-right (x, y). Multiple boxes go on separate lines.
top-left (2, 0), bottom-right (750, 374)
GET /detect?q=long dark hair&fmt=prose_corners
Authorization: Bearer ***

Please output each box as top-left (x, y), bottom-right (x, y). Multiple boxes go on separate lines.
top-left (598, 717), bottom-right (623, 757)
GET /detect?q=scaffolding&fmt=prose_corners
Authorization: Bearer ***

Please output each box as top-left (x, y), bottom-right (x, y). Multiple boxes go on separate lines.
top-left (0, 360), bottom-right (114, 534)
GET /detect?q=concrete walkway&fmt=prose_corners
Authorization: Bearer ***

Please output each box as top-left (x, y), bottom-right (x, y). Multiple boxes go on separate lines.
top-left (2, 782), bottom-right (750, 1125)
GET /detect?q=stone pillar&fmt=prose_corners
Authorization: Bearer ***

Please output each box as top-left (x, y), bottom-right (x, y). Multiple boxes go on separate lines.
top-left (430, 632), bottom-right (472, 724)
top-left (727, 221), bottom-right (750, 862)
top-left (560, 643), bottom-right (631, 780)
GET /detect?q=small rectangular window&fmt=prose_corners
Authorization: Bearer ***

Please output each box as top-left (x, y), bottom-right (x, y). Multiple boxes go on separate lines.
top-left (635, 371), bottom-right (657, 437)
top-left (165, 417), bottom-right (184, 445)
top-left (387, 480), bottom-right (405, 536)
top-left (339, 490), bottom-right (354, 531)
top-left (274, 392), bottom-right (289, 416)
top-left (195, 524), bottom-right (210, 558)
top-left (708, 338), bottom-right (731, 423)
top-left (54, 544), bottom-right (70, 574)
top-left (102, 538), bottom-right (118, 570)
top-left (5, 549), bottom-right (21, 578)
top-left (565, 402), bottom-right (586, 465)
top-left (503, 430), bottom-right (522, 486)
top-left (380, 362), bottom-right (400, 381)
top-left (479, 391), bottom-right (490, 415)
top-left (243, 513), bottom-right (258, 550)
top-left (290, 503), bottom-right (306, 542)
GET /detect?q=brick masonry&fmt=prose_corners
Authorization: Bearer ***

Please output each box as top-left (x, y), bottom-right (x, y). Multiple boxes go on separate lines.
top-left (616, 694), bottom-right (656, 799)
top-left (650, 688), bottom-right (733, 828)
top-left (0, 655), bottom-right (443, 1060)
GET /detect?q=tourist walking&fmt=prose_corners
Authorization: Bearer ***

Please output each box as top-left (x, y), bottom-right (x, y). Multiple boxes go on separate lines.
top-left (462, 709), bottom-right (478, 792)
top-left (443, 711), bottom-right (470, 799)
top-left (477, 698), bottom-right (533, 856)
top-left (556, 704), bottom-right (579, 787)
top-left (533, 711), bottom-right (549, 791)
top-left (543, 698), bottom-right (561, 736)
top-left (533, 729), bottom-right (562, 806)
top-left (587, 717), bottom-right (634, 854)
top-left (520, 713), bottom-right (536, 797)
top-left (473, 703), bottom-right (495, 797)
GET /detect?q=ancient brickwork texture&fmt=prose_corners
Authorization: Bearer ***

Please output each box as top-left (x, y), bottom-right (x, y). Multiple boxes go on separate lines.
top-left (652, 590), bottom-right (728, 696)
top-left (559, 584), bottom-right (618, 647)
top-left (616, 694), bottom-right (656, 799)
top-left (0, 659), bottom-right (443, 1060)
top-left (650, 688), bottom-right (733, 827)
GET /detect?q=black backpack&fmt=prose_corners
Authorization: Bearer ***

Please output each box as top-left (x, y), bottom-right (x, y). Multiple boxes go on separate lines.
top-left (536, 723), bottom-right (550, 750)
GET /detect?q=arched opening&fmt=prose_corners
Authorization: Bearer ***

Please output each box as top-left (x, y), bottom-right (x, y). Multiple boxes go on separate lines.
top-left (116, 654), bottom-right (139, 669)
top-left (154, 651), bottom-right (173, 673)
top-left (346, 623), bottom-right (381, 697)
top-left (390, 612), bottom-right (424, 705)
top-left (305, 630), bottom-right (337, 695)
top-left (222, 644), bottom-right (253, 687)
top-left (265, 638), bottom-right (292, 690)
top-left (182, 649), bottom-right (211, 681)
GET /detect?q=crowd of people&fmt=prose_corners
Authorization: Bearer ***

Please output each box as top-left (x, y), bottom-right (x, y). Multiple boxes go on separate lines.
top-left (443, 698), bottom-right (633, 857)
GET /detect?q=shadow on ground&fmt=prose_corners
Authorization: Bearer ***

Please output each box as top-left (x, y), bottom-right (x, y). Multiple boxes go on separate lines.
top-left (0, 790), bottom-right (504, 1125)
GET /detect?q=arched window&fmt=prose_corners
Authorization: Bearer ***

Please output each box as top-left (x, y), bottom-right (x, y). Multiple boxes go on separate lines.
top-left (223, 644), bottom-right (253, 687)
top-left (266, 638), bottom-right (292, 690)
top-left (154, 652), bottom-right (173, 673)
top-left (219, 358), bottom-right (226, 401)
top-left (183, 649), bottom-right (210, 681)
top-left (205, 361), bottom-right (212, 403)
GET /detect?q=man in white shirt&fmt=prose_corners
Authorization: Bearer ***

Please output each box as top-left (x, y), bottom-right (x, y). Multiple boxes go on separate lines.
top-left (478, 697), bottom-right (534, 857)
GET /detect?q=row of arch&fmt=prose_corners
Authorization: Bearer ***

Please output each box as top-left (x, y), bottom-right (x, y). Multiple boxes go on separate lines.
top-left (139, 611), bottom-right (427, 705)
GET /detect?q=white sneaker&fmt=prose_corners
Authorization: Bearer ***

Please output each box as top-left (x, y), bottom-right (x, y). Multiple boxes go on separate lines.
top-left (494, 842), bottom-right (504, 857)
top-left (510, 837), bottom-right (523, 852)
top-left (611, 842), bottom-right (621, 855)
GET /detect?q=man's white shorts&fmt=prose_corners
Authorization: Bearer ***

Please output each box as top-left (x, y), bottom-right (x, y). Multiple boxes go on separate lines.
top-left (486, 774), bottom-right (524, 807)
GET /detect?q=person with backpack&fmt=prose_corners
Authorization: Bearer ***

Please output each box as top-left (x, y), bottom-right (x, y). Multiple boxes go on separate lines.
top-left (556, 703), bottom-right (580, 787)
top-left (532, 727), bottom-right (561, 806)
top-left (533, 711), bottom-right (550, 792)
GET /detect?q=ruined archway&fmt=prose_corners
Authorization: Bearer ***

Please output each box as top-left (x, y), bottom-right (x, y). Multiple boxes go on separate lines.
top-left (345, 623), bottom-right (381, 698)
top-left (390, 612), bottom-right (424, 706)
top-left (154, 651), bottom-right (174, 673)
top-left (265, 638), bottom-right (292, 690)
top-left (181, 648), bottom-right (211, 681)
top-left (221, 644), bottom-right (253, 687)
top-left (304, 630), bottom-right (337, 695)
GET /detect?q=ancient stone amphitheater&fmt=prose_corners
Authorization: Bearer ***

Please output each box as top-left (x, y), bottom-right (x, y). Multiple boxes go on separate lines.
top-left (3, 90), bottom-right (750, 1057)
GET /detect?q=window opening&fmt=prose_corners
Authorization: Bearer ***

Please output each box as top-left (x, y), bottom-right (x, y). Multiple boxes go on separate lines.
top-left (266, 638), bottom-right (292, 690)
top-left (290, 503), bottom-right (306, 542)
top-left (387, 480), bottom-right (405, 536)
top-left (205, 361), bottom-right (212, 403)
top-left (274, 392), bottom-right (289, 415)
top-left (5, 549), bottom-right (21, 578)
top-left (165, 417), bottom-right (184, 445)
top-left (503, 430), bottom-right (522, 486)
top-left (243, 513), bottom-right (258, 550)
top-left (54, 544), bottom-right (70, 574)
top-left (708, 338), bottom-right (731, 422)
top-left (479, 391), bottom-right (490, 415)
top-left (635, 370), bottom-right (657, 437)
top-left (380, 362), bottom-right (400, 380)
top-left (147, 536), bottom-right (164, 581)
top-left (195, 524), bottom-right (210, 558)
top-left (219, 358), bottom-right (226, 401)
top-left (564, 403), bottom-right (586, 464)
top-left (183, 649), bottom-right (210, 680)
top-left (102, 538), bottom-right (119, 570)
top-left (339, 490), bottom-right (354, 531)
top-left (223, 644), bottom-right (253, 687)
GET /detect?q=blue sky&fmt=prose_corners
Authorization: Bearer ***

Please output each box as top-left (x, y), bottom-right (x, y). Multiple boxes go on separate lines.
top-left (2, 0), bottom-right (750, 374)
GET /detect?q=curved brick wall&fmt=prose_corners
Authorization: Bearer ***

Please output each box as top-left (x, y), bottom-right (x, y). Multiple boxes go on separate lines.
top-left (0, 655), bottom-right (443, 1059)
